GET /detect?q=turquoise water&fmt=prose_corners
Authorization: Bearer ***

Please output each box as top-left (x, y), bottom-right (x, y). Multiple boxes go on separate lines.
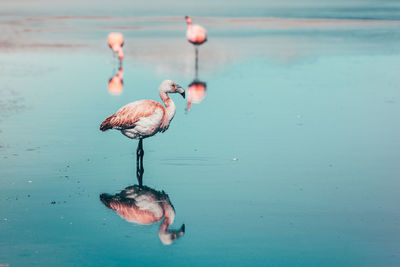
top-left (1, 1), bottom-right (400, 266)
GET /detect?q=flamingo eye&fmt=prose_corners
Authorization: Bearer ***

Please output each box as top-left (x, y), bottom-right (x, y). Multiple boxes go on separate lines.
top-left (173, 84), bottom-right (176, 89)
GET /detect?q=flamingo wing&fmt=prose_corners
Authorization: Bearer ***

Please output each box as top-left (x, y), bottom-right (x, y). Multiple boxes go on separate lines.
top-left (187, 25), bottom-right (207, 43)
top-left (108, 32), bottom-right (124, 48)
top-left (100, 100), bottom-right (164, 131)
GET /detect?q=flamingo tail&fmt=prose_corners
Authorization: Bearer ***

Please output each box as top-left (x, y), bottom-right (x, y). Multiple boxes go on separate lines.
top-left (100, 114), bottom-right (115, 131)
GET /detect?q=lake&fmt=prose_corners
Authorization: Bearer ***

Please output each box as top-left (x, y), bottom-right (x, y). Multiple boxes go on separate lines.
top-left (1, 1), bottom-right (400, 266)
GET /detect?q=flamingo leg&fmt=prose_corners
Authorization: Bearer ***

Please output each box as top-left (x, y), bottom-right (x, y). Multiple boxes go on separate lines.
top-left (194, 46), bottom-right (199, 79)
top-left (136, 139), bottom-right (144, 187)
top-left (113, 52), bottom-right (116, 73)
top-left (140, 140), bottom-right (144, 179)
top-left (118, 57), bottom-right (123, 69)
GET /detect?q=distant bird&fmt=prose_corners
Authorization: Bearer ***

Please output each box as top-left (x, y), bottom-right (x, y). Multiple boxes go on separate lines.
top-left (185, 16), bottom-right (207, 79)
top-left (185, 16), bottom-right (207, 46)
top-left (100, 185), bottom-right (185, 245)
top-left (108, 67), bottom-right (124, 95)
top-left (100, 80), bottom-right (185, 183)
top-left (186, 80), bottom-right (207, 111)
top-left (108, 32), bottom-right (124, 65)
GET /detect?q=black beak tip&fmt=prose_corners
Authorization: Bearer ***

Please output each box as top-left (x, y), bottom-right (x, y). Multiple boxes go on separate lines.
top-left (99, 193), bottom-right (112, 208)
top-left (181, 92), bottom-right (185, 99)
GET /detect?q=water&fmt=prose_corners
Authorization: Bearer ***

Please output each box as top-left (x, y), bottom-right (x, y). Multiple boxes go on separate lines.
top-left (1, 1), bottom-right (400, 266)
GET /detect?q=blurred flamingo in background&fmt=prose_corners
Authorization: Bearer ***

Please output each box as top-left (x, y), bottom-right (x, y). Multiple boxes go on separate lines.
top-left (100, 80), bottom-right (185, 185)
top-left (185, 16), bottom-right (207, 74)
top-left (185, 16), bottom-right (207, 46)
top-left (108, 67), bottom-right (124, 95)
top-left (100, 185), bottom-right (185, 245)
top-left (108, 32), bottom-right (124, 67)
top-left (186, 80), bottom-right (207, 111)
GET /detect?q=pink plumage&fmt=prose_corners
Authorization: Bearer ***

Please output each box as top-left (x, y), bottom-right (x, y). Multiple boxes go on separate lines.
top-left (100, 185), bottom-right (185, 245)
top-left (108, 67), bottom-right (124, 95)
top-left (107, 32), bottom-right (124, 61)
top-left (186, 80), bottom-right (207, 111)
top-left (185, 16), bottom-right (207, 45)
top-left (100, 80), bottom-right (185, 139)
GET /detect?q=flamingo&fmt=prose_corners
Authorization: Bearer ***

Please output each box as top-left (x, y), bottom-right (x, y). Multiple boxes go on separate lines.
top-left (100, 80), bottom-right (185, 185)
top-left (100, 185), bottom-right (185, 245)
top-left (186, 80), bottom-right (207, 111)
top-left (108, 32), bottom-right (124, 66)
top-left (185, 16), bottom-right (207, 46)
top-left (185, 16), bottom-right (207, 79)
top-left (108, 67), bottom-right (123, 95)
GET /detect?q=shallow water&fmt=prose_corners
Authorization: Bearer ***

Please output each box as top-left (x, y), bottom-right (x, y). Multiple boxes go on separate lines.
top-left (1, 1), bottom-right (400, 266)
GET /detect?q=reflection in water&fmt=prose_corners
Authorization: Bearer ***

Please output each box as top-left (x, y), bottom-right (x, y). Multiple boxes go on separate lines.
top-left (108, 67), bottom-right (123, 95)
top-left (108, 32), bottom-right (124, 68)
top-left (100, 185), bottom-right (185, 245)
top-left (186, 80), bottom-right (207, 111)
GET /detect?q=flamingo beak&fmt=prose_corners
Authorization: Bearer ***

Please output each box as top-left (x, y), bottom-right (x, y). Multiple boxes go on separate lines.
top-left (99, 193), bottom-right (113, 209)
top-left (176, 85), bottom-right (185, 98)
top-left (180, 224), bottom-right (185, 234)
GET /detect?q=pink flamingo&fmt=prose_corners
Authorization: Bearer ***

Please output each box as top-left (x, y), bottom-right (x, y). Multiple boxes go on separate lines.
top-left (185, 16), bottom-right (207, 46)
top-left (100, 80), bottom-right (185, 184)
top-left (108, 67), bottom-right (124, 95)
top-left (185, 16), bottom-right (207, 78)
top-left (186, 80), bottom-right (207, 111)
top-left (100, 185), bottom-right (185, 245)
top-left (108, 32), bottom-right (124, 66)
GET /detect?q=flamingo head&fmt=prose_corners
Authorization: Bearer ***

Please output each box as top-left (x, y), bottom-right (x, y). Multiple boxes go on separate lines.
top-left (185, 16), bottom-right (192, 24)
top-left (159, 223), bottom-right (185, 245)
top-left (159, 80), bottom-right (185, 98)
top-left (111, 44), bottom-right (124, 61)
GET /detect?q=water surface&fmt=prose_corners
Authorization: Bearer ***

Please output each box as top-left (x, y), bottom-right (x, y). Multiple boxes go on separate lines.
top-left (1, 1), bottom-right (400, 266)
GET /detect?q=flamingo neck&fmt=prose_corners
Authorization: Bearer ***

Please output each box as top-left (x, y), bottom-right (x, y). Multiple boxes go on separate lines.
top-left (159, 92), bottom-right (176, 131)
top-left (159, 216), bottom-right (172, 234)
top-left (117, 49), bottom-right (124, 61)
top-left (117, 68), bottom-right (123, 79)
top-left (112, 45), bottom-right (121, 53)
top-left (157, 200), bottom-right (184, 245)
top-left (158, 202), bottom-right (175, 236)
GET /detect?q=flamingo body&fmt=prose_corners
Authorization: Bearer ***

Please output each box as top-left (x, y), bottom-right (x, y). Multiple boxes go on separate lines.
top-left (100, 185), bottom-right (185, 245)
top-left (100, 80), bottom-right (185, 139)
top-left (101, 186), bottom-right (166, 225)
top-left (186, 80), bottom-right (207, 111)
top-left (101, 100), bottom-right (165, 139)
top-left (108, 68), bottom-right (124, 95)
top-left (185, 16), bottom-right (207, 45)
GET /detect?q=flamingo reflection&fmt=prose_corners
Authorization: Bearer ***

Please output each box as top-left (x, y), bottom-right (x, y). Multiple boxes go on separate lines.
top-left (100, 185), bottom-right (185, 245)
top-left (186, 80), bottom-right (207, 111)
top-left (108, 32), bottom-right (124, 67)
top-left (108, 67), bottom-right (123, 95)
